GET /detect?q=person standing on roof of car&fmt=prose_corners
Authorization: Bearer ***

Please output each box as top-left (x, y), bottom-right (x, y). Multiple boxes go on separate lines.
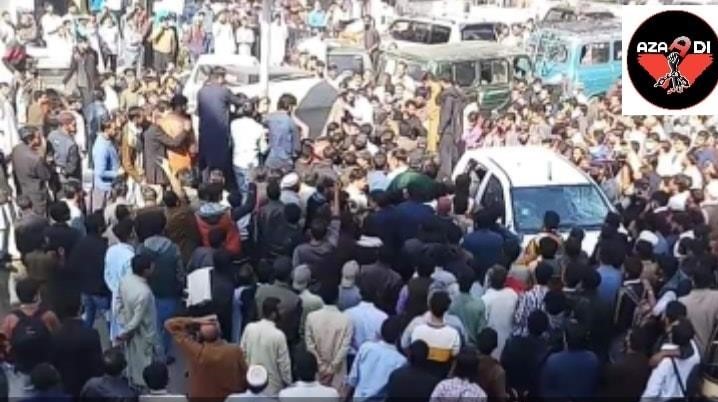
top-left (197, 66), bottom-right (247, 187)
top-left (63, 36), bottom-right (99, 111)
top-left (363, 16), bottom-right (381, 65)
top-left (212, 11), bottom-right (236, 56)
top-left (437, 72), bottom-right (465, 180)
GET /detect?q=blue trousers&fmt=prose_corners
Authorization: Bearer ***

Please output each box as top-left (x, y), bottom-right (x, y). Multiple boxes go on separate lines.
top-left (82, 294), bottom-right (110, 329)
top-left (155, 297), bottom-right (180, 359)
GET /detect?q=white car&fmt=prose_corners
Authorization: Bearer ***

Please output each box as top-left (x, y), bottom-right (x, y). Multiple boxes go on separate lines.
top-left (383, 15), bottom-right (523, 47)
top-left (182, 54), bottom-right (317, 113)
top-left (452, 146), bottom-right (614, 254)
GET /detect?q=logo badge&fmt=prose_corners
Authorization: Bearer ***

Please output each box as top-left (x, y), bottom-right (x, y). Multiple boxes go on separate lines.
top-left (626, 9), bottom-right (718, 111)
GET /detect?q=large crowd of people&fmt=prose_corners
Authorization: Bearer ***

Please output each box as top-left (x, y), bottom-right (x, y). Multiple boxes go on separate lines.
top-left (0, 0), bottom-right (718, 401)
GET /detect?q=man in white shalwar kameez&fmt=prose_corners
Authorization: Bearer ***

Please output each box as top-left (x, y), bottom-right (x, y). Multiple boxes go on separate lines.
top-left (117, 254), bottom-right (159, 388)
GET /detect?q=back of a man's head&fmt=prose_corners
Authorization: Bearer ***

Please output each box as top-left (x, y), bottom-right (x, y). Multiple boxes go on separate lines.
top-left (671, 318), bottom-right (695, 348)
top-left (309, 218), bottom-right (328, 241)
top-left (527, 310), bottom-right (549, 337)
top-left (103, 347), bottom-right (127, 376)
top-left (143, 361), bottom-right (169, 391)
top-left (477, 327), bottom-right (498, 356)
top-left (113, 219), bottom-right (135, 243)
top-left (408, 340), bottom-right (429, 367)
top-left (428, 291), bottom-right (451, 319)
top-left (293, 350), bottom-right (318, 382)
top-left (16, 278), bottom-right (40, 304)
top-left (272, 257), bottom-right (293, 283)
top-left (564, 320), bottom-right (589, 351)
top-left (380, 316), bottom-right (403, 344)
top-left (30, 363), bottom-right (61, 392)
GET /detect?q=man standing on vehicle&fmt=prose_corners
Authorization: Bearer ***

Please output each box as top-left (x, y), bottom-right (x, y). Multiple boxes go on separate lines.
top-left (197, 67), bottom-right (247, 187)
top-left (363, 16), bottom-right (381, 66)
top-left (63, 36), bottom-right (99, 111)
top-left (437, 72), bottom-right (465, 180)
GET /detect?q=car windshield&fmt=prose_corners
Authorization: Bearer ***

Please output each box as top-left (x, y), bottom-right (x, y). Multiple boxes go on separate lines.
top-left (511, 185), bottom-right (609, 233)
top-left (195, 65), bottom-right (259, 85)
top-left (194, 65), bottom-right (308, 86)
top-left (327, 54), bottom-right (364, 74)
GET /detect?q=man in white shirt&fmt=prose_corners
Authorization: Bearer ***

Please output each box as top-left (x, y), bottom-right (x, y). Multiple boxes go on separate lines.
top-left (279, 351), bottom-right (339, 401)
top-left (40, 4), bottom-right (63, 45)
top-left (642, 319), bottom-right (700, 399)
top-left (345, 167), bottom-right (368, 212)
top-left (241, 298), bottom-right (293, 396)
top-left (212, 13), bottom-right (236, 55)
top-left (230, 103), bottom-right (267, 195)
top-left (235, 19), bottom-right (255, 57)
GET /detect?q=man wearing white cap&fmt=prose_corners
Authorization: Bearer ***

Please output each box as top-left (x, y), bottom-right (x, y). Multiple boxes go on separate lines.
top-left (280, 172), bottom-right (301, 208)
top-left (225, 365), bottom-right (271, 401)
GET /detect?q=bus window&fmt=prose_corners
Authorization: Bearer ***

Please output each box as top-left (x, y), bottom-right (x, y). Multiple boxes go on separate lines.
top-left (514, 55), bottom-right (532, 79)
top-left (580, 42), bottom-right (610, 65)
top-left (430, 24), bottom-right (451, 44)
top-left (454, 61), bottom-right (477, 87)
top-left (613, 40), bottom-right (622, 60)
top-left (461, 23), bottom-right (498, 41)
top-left (492, 60), bottom-right (509, 84)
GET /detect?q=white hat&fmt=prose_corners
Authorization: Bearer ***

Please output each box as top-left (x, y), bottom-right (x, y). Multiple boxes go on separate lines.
top-left (246, 365), bottom-right (268, 388)
top-left (292, 265), bottom-right (312, 292)
top-left (280, 172), bottom-right (300, 189)
top-left (637, 230), bottom-right (659, 247)
top-left (341, 261), bottom-right (359, 288)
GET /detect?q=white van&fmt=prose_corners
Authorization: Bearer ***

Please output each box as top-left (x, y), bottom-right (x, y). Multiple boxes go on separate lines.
top-left (384, 16), bottom-right (512, 47)
top-left (452, 146), bottom-right (614, 253)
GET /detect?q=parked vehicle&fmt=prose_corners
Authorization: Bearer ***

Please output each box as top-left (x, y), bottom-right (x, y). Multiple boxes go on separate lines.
top-left (376, 41), bottom-right (532, 110)
top-left (452, 146), bottom-right (614, 254)
top-left (326, 41), bottom-right (373, 76)
top-left (541, 5), bottom-right (616, 23)
top-left (182, 54), bottom-right (316, 110)
top-left (528, 19), bottom-right (621, 97)
top-left (383, 15), bottom-right (512, 46)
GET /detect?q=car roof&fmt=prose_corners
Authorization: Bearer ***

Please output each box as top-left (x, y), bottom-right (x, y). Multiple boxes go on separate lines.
top-left (195, 54), bottom-right (260, 67)
top-left (384, 41), bottom-right (526, 62)
top-left (536, 18), bottom-right (621, 40)
top-left (327, 40), bottom-right (368, 54)
top-left (458, 146), bottom-right (592, 187)
top-left (194, 55), bottom-right (310, 76)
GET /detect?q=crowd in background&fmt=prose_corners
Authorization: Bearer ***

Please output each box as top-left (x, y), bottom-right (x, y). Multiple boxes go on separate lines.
top-left (0, 0), bottom-right (718, 401)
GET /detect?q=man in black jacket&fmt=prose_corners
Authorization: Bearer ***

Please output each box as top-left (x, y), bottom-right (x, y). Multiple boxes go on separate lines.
top-left (501, 310), bottom-right (550, 398)
top-left (67, 211), bottom-right (110, 328)
top-left (62, 36), bottom-right (99, 109)
top-left (12, 126), bottom-right (52, 216)
top-left (386, 340), bottom-right (440, 402)
top-left (50, 292), bottom-right (104, 397)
